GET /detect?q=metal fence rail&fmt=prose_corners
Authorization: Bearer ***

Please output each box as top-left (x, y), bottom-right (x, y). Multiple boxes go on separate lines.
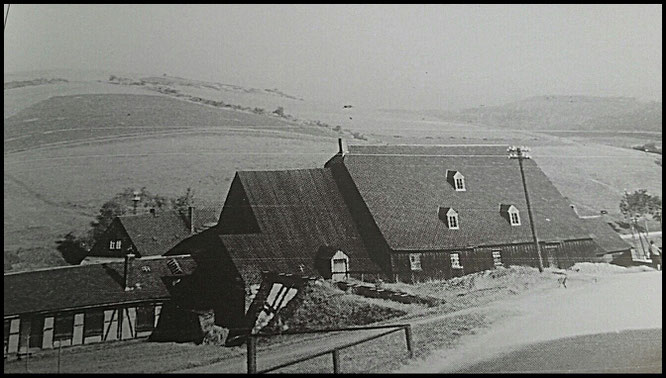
top-left (246, 324), bottom-right (413, 374)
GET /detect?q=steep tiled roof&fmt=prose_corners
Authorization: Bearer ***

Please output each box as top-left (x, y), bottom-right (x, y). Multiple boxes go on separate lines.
top-left (118, 211), bottom-right (191, 257)
top-left (580, 216), bottom-right (633, 255)
top-left (4, 255), bottom-right (196, 317)
top-left (333, 145), bottom-right (592, 251)
top-left (217, 168), bottom-right (380, 282)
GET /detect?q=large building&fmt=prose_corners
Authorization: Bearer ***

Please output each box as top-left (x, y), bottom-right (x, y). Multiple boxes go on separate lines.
top-left (324, 144), bottom-right (599, 281)
top-left (165, 143), bottom-right (601, 338)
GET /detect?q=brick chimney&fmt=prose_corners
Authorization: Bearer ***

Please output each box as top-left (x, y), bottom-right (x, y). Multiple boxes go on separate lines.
top-left (123, 253), bottom-right (136, 291)
top-left (188, 206), bottom-right (195, 234)
top-left (338, 138), bottom-right (344, 155)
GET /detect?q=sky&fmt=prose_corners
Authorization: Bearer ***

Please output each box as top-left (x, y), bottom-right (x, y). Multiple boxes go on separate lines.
top-left (3, 4), bottom-right (663, 110)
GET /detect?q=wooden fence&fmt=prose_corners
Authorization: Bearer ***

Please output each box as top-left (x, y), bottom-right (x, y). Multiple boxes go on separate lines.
top-left (246, 324), bottom-right (413, 374)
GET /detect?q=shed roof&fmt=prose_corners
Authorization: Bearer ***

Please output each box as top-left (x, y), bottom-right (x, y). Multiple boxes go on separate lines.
top-left (332, 145), bottom-right (592, 251)
top-left (4, 255), bottom-right (196, 317)
top-left (580, 216), bottom-right (633, 255)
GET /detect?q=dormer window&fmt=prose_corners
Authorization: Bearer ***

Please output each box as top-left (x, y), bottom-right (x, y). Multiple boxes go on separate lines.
top-left (447, 208), bottom-right (459, 229)
top-left (453, 172), bottom-right (466, 191)
top-left (500, 204), bottom-right (521, 226)
top-left (507, 206), bottom-right (521, 226)
top-left (446, 170), bottom-right (466, 191)
top-left (438, 207), bottom-right (460, 229)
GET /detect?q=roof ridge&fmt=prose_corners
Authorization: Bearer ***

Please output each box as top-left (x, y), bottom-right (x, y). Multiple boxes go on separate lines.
top-left (237, 167), bottom-right (329, 174)
top-left (350, 143), bottom-right (508, 147)
top-left (4, 263), bottom-right (95, 276)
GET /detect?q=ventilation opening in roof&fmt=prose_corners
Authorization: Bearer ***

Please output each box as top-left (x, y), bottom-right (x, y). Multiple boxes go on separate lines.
top-left (166, 258), bottom-right (184, 275)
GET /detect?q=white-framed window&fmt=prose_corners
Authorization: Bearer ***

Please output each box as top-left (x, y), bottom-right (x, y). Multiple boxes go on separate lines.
top-left (109, 240), bottom-right (115, 250)
top-left (446, 208), bottom-right (459, 229)
top-left (508, 205), bottom-right (521, 226)
top-left (409, 253), bottom-right (422, 271)
top-left (510, 212), bottom-right (520, 225)
top-left (453, 172), bottom-right (466, 191)
top-left (116, 240), bottom-right (122, 249)
top-left (331, 250), bottom-right (350, 282)
top-left (492, 250), bottom-right (503, 267)
top-left (450, 253), bottom-right (462, 269)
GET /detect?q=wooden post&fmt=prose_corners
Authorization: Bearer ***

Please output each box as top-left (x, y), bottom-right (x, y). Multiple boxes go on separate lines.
top-left (332, 349), bottom-right (340, 374)
top-left (404, 325), bottom-right (413, 358)
top-left (117, 308), bottom-right (123, 340)
top-left (103, 309), bottom-right (116, 341)
top-left (24, 328), bottom-right (29, 372)
top-left (57, 341), bottom-right (62, 373)
top-left (247, 336), bottom-right (257, 374)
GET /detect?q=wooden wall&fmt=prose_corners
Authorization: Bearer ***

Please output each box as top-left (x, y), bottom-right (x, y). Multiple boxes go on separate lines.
top-left (390, 238), bottom-right (598, 283)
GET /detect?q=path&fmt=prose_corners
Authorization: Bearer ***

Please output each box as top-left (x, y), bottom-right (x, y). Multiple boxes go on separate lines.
top-left (396, 271), bottom-right (662, 373)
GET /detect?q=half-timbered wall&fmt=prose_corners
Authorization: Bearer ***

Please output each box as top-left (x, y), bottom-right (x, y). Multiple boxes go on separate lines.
top-left (4, 303), bottom-right (163, 357)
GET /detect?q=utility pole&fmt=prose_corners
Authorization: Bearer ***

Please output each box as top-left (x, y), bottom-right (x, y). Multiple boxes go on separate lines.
top-left (508, 146), bottom-right (544, 272)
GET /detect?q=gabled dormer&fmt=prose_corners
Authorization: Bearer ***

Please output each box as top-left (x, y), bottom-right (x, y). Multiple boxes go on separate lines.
top-left (438, 207), bottom-right (460, 230)
top-left (446, 170), bottom-right (466, 191)
top-left (500, 204), bottom-right (521, 226)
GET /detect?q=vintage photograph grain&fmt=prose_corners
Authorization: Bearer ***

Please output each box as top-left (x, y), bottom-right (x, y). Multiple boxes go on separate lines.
top-left (4, 4), bottom-right (662, 374)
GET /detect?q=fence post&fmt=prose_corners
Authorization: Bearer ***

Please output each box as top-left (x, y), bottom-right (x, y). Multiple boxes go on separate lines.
top-left (404, 325), bottom-right (413, 358)
top-left (332, 349), bottom-right (340, 374)
top-left (247, 335), bottom-right (257, 374)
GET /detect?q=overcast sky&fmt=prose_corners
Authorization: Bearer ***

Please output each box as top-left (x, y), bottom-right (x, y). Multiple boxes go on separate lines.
top-left (3, 4), bottom-right (662, 110)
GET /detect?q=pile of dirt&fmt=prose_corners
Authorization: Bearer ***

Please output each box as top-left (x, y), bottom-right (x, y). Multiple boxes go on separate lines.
top-left (267, 280), bottom-right (409, 333)
top-left (385, 266), bottom-right (554, 300)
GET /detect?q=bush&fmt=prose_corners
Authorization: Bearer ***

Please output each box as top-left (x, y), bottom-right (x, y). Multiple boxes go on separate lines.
top-left (272, 106), bottom-right (285, 117)
top-left (56, 233), bottom-right (88, 265)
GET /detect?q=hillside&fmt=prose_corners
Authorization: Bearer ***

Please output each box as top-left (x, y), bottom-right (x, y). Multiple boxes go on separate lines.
top-left (429, 95), bottom-right (662, 133)
top-left (3, 70), bottom-right (662, 273)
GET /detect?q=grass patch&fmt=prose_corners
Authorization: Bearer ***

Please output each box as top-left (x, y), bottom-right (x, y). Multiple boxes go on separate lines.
top-left (272, 311), bottom-right (488, 374)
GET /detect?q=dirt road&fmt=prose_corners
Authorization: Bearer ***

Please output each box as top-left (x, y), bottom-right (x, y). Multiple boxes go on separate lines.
top-left (396, 271), bottom-right (662, 373)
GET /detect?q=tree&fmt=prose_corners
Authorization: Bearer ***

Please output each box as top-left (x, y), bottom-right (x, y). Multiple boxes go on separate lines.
top-left (174, 187), bottom-right (194, 218)
top-left (56, 232), bottom-right (89, 265)
top-left (619, 189), bottom-right (662, 225)
top-left (619, 190), bottom-right (662, 256)
top-left (57, 187), bottom-right (184, 265)
top-left (88, 199), bottom-right (126, 243)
